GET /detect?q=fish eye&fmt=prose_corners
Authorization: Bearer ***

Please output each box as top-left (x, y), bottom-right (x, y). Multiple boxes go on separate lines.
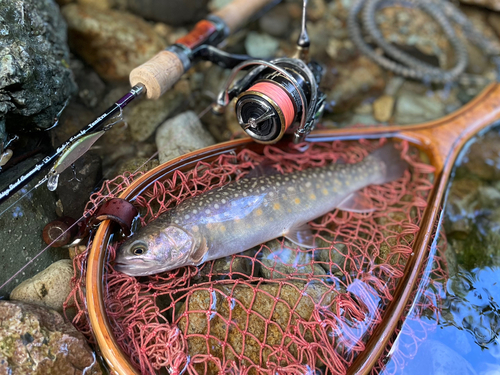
top-left (131, 245), bottom-right (147, 256)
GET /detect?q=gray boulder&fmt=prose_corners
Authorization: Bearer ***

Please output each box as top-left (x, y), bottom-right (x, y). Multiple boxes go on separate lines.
top-left (0, 0), bottom-right (76, 130)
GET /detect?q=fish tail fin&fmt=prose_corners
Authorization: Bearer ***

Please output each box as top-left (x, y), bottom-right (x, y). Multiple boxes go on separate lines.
top-left (369, 142), bottom-right (409, 185)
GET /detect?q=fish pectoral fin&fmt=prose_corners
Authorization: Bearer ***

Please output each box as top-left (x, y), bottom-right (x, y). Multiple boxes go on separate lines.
top-left (337, 191), bottom-right (375, 213)
top-left (285, 223), bottom-right (315, 248)
top-left (189, 238), bottom-right (208, 265)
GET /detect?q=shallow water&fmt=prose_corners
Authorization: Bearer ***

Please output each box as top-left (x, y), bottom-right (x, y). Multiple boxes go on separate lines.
top-left (382, 126), bottom-right (500, 374)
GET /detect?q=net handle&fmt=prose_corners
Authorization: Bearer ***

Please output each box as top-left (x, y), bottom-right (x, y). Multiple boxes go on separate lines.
top-left (86, 83), bottom-right (500, 375)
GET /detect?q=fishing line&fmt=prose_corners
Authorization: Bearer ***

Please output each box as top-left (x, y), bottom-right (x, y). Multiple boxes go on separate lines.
top-left (248, 82), bottom-right (295, 129)
top-left (0, 102), bottom-right (214, 292)
top-left (0, 175), bottom-right (48, 218)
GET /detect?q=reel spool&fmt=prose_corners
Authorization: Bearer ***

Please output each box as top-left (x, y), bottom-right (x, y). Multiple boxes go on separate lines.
top-left (213, 0), bottom-right (326, 144)
top-left (234, 59), bottom-right (324, 143)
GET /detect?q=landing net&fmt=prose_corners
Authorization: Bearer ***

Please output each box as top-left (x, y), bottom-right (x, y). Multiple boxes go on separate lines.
top-left (65, 139), bottom-right (448, 374)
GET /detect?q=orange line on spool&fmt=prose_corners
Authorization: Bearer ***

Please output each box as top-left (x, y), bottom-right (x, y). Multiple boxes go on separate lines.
top-left (249, 82), bottom-right (295, 129)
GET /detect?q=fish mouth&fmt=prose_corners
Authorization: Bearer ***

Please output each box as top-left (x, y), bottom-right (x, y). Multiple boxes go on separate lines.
top-left (113, 259), bottom-right (162, 277)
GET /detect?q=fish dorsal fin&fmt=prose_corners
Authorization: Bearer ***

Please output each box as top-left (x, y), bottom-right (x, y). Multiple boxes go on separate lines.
top-left (337, 191), bottom-right (375, 213)
top-left (285, 223), bottom-right (315, 248)
top-left (190, 237), bottom-right (208, 265)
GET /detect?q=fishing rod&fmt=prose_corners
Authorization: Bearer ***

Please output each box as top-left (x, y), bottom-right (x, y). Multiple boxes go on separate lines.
top-left (0, 0), bottom-right (285, 206)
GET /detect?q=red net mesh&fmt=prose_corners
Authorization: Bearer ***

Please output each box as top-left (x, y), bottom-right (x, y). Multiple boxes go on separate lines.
top-left (65, 139), bottom-right (448, 374)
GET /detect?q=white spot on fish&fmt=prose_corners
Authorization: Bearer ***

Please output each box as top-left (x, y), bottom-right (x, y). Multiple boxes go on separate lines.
top-left (305, 182), bottom-right (312, 188)
top-left (287, 187), bottom-right (295, 192)
top-left (205, 209), bottom-right (211, 214)
top-left (185, 214), bottom-right (190, 219)
top-left (221, 199), bottom-right (227, 204)
top-left (193, 209), bottom-right (198, 214)
top-left (214, 204), bottom-right (219, 209)
top-left (261, 186), bottom-right (265, 191)
top-left (175, 220), bottom-right (179, 224)
top-left (243, 192), bottom-right (247, 196)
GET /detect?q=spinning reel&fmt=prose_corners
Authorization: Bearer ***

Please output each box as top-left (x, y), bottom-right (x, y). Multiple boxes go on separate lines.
top-left (211, 0), bottom-right (326, 144)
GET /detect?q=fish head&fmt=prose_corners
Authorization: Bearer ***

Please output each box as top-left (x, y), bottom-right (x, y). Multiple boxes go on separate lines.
top-left (115, 224), bottom-right (194, 276)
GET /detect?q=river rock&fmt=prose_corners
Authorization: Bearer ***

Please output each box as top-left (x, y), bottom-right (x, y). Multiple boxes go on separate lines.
top-left (460, 0), bottom-right (500, 11)
top-left (258, 4), bottom-right (290, 38)
top-left (461, 131), bottom-right (500, 181)
top-left (245, 31), bottom-right (280, 59)
top-left (9, 259), bottom-right (74, 313)
top-left (0, 300), bottom-right (102, 375)
top-left (489, 13), bottom-right (500, 38)
top-left (373, 95), bottom-right (395, 123)
top-left (126, 0), bottom-right (209, 26)
top-left (69, 58), bottom-right (106, 109)
top-left (444, 176), bottom-right (483, 238)
top-left (156, 111), bottom-right (216, 164)
top-left (177, 281), bottom-right (339, 373)
top-left (315, 240), bottom-right (353, 278)
top-left (113, 156), bottom-right (159, 177)
top-left (126, 89), bottom-right (184, 142)
top-left (0, 156), bottom-right (68, 298)
top-left (56, 152), bottom-right (102, 219)
top-left (61, 4), bottom-right (165, 80)
top-left (199, 249), bottom-right (260, 280)
top-left (259, 239), bottom-right (326, 279)
top-left (0, 0), bottom-right (76, 131)
top-left (326, 56), bottom-right (385, 114)
top-left (394, 92), bottom-right (446, 125)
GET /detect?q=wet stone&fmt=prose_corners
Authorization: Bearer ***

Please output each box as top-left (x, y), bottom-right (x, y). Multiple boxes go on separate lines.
top-left (69, 58), bottom-right (106, 109)
top-left (0, 300), bottom-right (102, 375)
top-left (10, 259), bottom-right (74, 313)
top-left (199, 249), bottom-right (260, 280)
top-left (325, 56), bottom-right (385, 115)
top-left (444, 176), bottom-right (484, 238)
top-left (177, 281), bottom-right (339, 374)
top-left (394, 92), bottom-right (446, 125)
top-left (258, 239), bottom-right (327, 279)
top-left (258, 4), bottom-right (290, 38)
top-left (61, 4), bottom-right (165, 80)
top-left (461, 131), bottom-right (500, 181)
top-left (56, 153), bottom-right (102, 219)
top-left (0, 0), bottom-right (76, 130)
top-left (245, 31), bottom-right (280, 59)
top-left (460, 0), bottom-right (500, 11)
top-left (375, 211), bottom-right (414, 266)
top-left (126, 89), bottom-right (184, 142)
top-left (373, 95), bottom-right (395, 123)
top-left (112, 156), bottom-right (159, 177)
top-left (0, 156), bottom-right (67, 298)
top-left (126, 0), bottom-right (209, 26)
top-left (314, 238), bottom-right (354, 278)
top-left (156, 111), bottom-right (216, 164)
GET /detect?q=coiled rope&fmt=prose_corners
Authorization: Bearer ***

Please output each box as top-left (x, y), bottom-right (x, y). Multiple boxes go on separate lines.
top-left (348, 0), bottom-right (500, 84)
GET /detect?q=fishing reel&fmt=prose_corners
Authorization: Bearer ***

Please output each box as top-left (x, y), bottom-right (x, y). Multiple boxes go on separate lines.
top-left (211, 1), bottom-right (326, 144)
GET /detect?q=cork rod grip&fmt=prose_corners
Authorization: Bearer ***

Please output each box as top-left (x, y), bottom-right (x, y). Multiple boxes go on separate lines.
top-left (213, 0), bottom-right (274, 34)
top-left (129, 50), bottom-right (184, 100)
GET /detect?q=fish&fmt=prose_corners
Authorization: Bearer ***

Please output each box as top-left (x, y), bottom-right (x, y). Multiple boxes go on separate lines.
top-left (115, 142), bottom-right (408, 276)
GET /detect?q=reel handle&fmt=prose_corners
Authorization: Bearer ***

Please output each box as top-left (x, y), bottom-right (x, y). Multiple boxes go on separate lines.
top-left (129, 0), bottom-right (274, 100)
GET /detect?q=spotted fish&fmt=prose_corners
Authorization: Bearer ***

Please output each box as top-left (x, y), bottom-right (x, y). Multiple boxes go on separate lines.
top-left (115, 143), bottom-right (408, 276)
